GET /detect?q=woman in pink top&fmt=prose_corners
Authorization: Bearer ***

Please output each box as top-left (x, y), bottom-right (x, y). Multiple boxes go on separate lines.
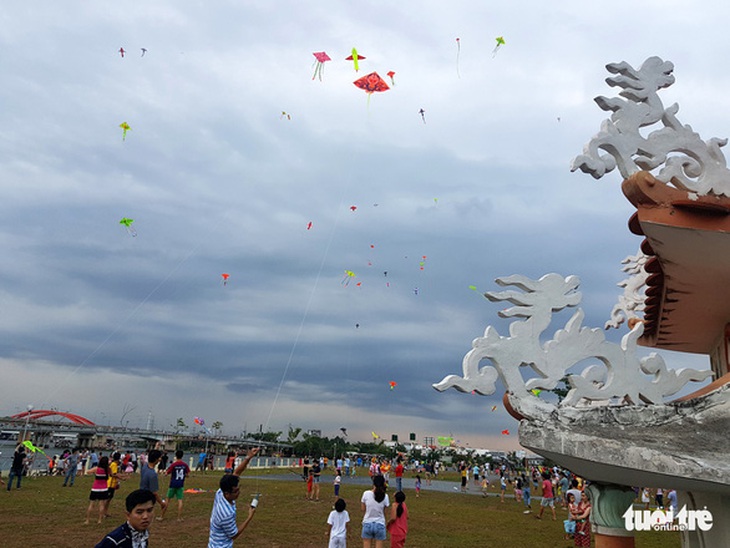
top-left (85, 456), bottom-right (110, 524)
top-left (387, 491), bottom-right (408, 548)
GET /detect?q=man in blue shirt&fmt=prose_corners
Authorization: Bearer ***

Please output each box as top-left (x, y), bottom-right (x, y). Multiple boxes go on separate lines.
top-left (208, 448), bottom-right (259, 548)
top-left (140, 450), bottom-right (167, 515)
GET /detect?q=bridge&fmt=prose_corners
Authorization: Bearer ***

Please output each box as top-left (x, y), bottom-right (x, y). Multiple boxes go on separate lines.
top-left (1, 411), bottom-right (290, 454)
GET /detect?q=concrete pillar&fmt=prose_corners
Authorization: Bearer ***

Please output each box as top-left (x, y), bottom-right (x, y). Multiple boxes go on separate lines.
top-left (679, 491), bottom-right (730, 548)
top-left (586, 483), bottom-right (636, 548)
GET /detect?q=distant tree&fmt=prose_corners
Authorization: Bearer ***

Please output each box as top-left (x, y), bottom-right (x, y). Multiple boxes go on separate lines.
top-left (211, 421), bottom-right (223, 435)
top-left (246, 430), bottom-right (282, 443)
top-left (287, 426), bottom-right (302, 444)
top-left (545, 376), bottom-right (571, 403)
top-left (176, 417), bottom-right (187, 430)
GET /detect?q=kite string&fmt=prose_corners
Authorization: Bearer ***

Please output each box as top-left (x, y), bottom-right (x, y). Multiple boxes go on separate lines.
top-left (44, 211), bottom-right (231, 403)
top-left (261, 201), bottom-right (345, 432)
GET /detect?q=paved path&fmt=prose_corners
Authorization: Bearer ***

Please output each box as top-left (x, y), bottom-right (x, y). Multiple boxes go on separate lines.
top-left (247, 472), bottom-right (516, 500)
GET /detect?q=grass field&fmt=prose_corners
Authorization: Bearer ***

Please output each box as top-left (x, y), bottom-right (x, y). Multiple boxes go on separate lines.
top-left (0, 470), bottom-right (680, 547)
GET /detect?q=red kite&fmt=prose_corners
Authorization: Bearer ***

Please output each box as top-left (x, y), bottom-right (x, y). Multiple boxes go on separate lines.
top-left (387, 71), bottom-right (395, 86)
top-left (221, 273), bottom-right (230, 285)
top-left (353, 72), bottom-right (390, 94)
top-left (501, 429), bottom-right (510, 435)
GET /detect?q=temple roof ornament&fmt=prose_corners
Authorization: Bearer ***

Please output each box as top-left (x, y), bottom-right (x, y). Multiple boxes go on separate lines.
top-left (571, 56), bottom-right (730, 197)
top-left (605, 249), bottom-right (649, 330)
top-left (433, 273), bottom-right (712, 420)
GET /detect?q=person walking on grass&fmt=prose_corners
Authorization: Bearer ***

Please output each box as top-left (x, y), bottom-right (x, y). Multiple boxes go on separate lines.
top-left (311, 458), bottom-right (322, 501)
top-left (7, 444), bottom-right (26, 491)
top-left (62, 448), bottom-right (80, 487)
top-left (387, 491), bottom-right (408, 548)
top-left (536, 471), bottom-right (556, 521)
top-left (361, 475), bottom-right (389, 548)
top-left (522, 473), bottom-right (532, 514)
top-left (140, 450), bottom-right (167, 518)
top-left (326, 498), bottom-right (350, 548)
top-left (159, 449), bottom-right (190, 521)
top-left (86, 456), bottom-right (111, 525)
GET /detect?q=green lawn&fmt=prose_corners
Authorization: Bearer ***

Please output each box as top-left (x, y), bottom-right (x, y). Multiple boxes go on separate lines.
top-left (0, 471), bottom-right (680, 547)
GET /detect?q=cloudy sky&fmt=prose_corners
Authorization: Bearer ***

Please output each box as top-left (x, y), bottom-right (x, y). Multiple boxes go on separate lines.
top-left (0, 1), bottom-right (722, 450)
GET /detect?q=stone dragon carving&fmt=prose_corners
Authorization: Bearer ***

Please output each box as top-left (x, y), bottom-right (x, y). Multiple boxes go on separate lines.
top-left (433, 274), bottom-right (712, 419)
top-left (571, 56), bottom-right (730, 196)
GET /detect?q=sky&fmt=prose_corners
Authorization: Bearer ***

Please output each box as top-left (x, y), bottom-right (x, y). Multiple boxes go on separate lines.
top-left (0, 0), bottom-right (724, 451)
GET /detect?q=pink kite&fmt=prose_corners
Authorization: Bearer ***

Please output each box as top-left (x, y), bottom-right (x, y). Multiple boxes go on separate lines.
top-left (306, 221), bottom-right (313, 230)
top-left (312, 52), bottom-right (331, 81)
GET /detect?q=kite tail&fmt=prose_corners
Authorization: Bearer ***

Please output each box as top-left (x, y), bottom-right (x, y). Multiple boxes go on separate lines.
top-left (456, 42), bottom-right (461, 79)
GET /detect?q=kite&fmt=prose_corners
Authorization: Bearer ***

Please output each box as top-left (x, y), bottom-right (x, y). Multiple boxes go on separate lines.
top-left (419, 256), bottom-right (427, 271)
top-left (350, 205), bottom-right (357, 212)
top-left (119, 121), bottom-right (131, 141)
top-left (455, 37), bottom-right (461, 78)
top-left (387, 70), bottom-right (396, 86)
top-left (531, 389), bottom-right (542, 396)
top-left (492, 36), bottom-right (505, 57)
top-left (341, 270), bottom-right (356, 286)
top-left (371, 431), bottom-right (380, 440)
top-left (184, 488), bottom-right (207, 493)
top-left (346, 48), bottom-right (365, 71)
top-left (491, 405), bottom-right (498, 412)
top-left (413, 287), bottom-right (419, 295)
top-left (501, 429), bottom-right (510, 435)
top-left (140, 48), bottom-right (147, 57)
top-left (194, 416), bottom-right (205, 426)
top-left (389, 381), bottom-right (397, 390)
top-left (23, 440), bottom-right (46, 455)
top-left (221, 273), bottom-right (230, 286)
top-left (280, 111), bottom-right (291, 120)
top-left (355, 323), bottom-right (360, 328)
top-left (306, 221), bottom-right (313, 230)
top-left (468, 285), bottom-right (478, 291)
top-left (119, 217), bottom-right (137, 237)
top-left (312, 51), bottom-right (331, 81)
top-left (419, 109), bottom-right (426, 124)
top-left (353, 72), bottom-right (390, 108)
top-left (340, 427), bottom-right (348, 437)
top-left (119, 47), bottom-right (125, 58)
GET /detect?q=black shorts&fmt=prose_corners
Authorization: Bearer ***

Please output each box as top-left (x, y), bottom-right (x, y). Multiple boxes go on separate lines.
top-left (89, 490), bottom-right (109, 501)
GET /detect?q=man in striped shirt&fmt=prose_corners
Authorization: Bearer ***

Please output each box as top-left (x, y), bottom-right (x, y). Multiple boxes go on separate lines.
top-left (208, 447), bottom-right (260, 548)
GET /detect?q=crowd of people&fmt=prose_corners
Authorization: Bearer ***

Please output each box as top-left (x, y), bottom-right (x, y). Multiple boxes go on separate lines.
top-left (3, 442), bottom-right (683, 547)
